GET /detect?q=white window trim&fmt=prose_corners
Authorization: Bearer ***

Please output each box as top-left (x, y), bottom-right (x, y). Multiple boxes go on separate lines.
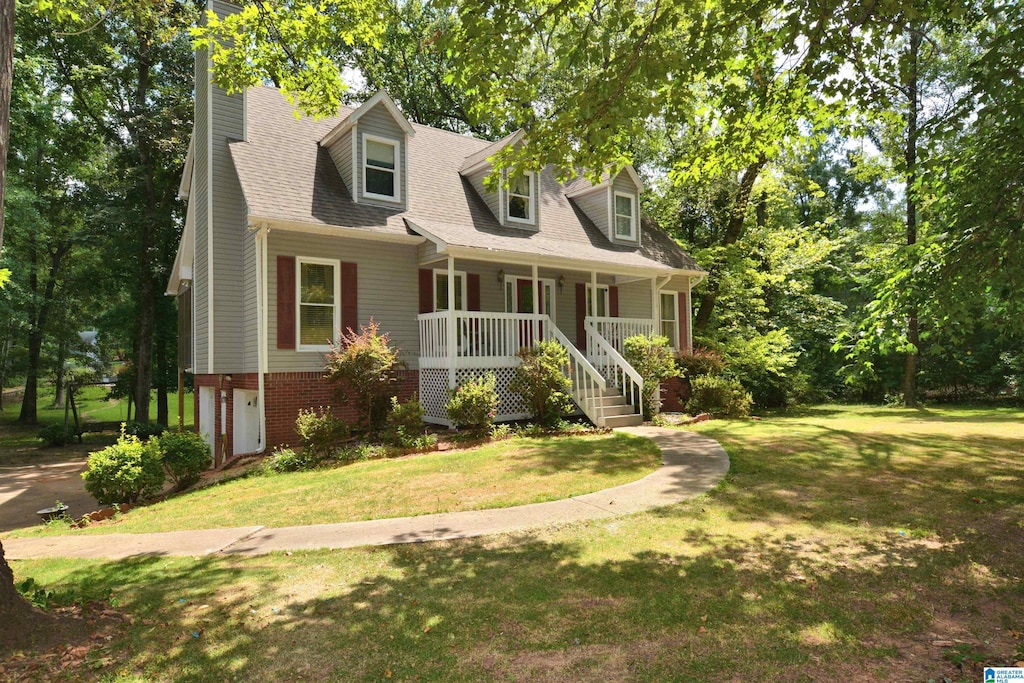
top-left (585, 283), bottom-right (610, 318)
top-left (433, 268), bottom-right (468, 312)
top-left (613, 191), bottom-right (638, 241)
top-left (504, 275), bottom-right (556, 320)
top-left (362, 132), bottom-right (402, 203)
top-left (296, 256), bottom-right (341, 352)
top-left (660, 290), bottom-right (679, 349)
top-left (504, 170), bottom-right (535, 226)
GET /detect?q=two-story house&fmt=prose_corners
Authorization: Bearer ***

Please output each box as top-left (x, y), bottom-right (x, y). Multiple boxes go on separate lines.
top-left (166, 0), bottom-right (705, 458)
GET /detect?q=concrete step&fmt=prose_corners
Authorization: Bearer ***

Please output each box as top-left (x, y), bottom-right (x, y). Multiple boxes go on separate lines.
top-left (595, 394), bottom-right (629, 408)
top-left (600, 403), bottom-right (637, 417)
top-left (604, 413), bottom-right (643, 428)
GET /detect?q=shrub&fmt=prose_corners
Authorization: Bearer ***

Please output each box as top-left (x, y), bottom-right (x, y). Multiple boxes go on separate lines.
top-left (675, 347), bottom-right (726, 379)
top-left (323, 319), bottom-right (405, 432)
top-left (446, 373), bottom-right (499, 433)
top-left (716, 329), bottom-right (801, 408)
top-left (124, 421), bottom-right (166, 440)
top-left (295, 407), bottom-right (350, 460)
top-left (153, 430), bottom-right (210, 491)
top-left (687, 375), bottom-right (752, 418)
top-left (623, 334), bottom-right (679, 416)
top-left (509, 340), bottom-right (574, 427)
top-left (384, 395), bottom-right (427, 447)
top-left (38, 424), bottom-right (78, 447)
top-left (82, 426), bottom-right (165, 504)
top-left (264, 447), bottom-right (312, 473)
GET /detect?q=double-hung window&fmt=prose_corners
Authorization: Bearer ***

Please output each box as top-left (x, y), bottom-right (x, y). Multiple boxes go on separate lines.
top-left (614, 192), bottom-right (637, 240)
top-left (506, 172), bottom-right (534, 224)
top-left (363, 134), bottom-right (400, 202)
top-left (297, 257), bottom-right (340, 350)
top-left (434, 270), bottom-right (467, 311)
top-left (660, 291), bottom-right (678, 349)
top-left (586, 284), bottom-right (609, 318)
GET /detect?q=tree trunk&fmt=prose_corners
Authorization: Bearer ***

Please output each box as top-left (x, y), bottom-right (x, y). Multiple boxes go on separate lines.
top-left (902, 26), bottom-right (921, 407)
top-left (18, 243), bottom-right (65, 425)
top-left (54, 338), bottom-right (66, 408)
top-left (156, 330), bottom-right (168, 427)
top-left (0, 538), bottom-right (58, 654)
top-left (694, 156), bottom-right (767, 331)
top-left (0, 0), bottom-right (13, 259)
top-left (130, 33), bottom-right (157, 426)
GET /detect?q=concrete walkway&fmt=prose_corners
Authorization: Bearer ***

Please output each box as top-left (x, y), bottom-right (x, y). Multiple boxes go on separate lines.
top-left (4, 427), bottom-right (729, 560)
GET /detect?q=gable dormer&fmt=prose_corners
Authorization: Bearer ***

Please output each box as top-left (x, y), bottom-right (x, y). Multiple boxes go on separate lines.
top-left (566, 166), bottom-right (645, 247)
top-left (460, 130), bottom-right (540, 230)
top-left (320, 90), bottom-right (415, 209)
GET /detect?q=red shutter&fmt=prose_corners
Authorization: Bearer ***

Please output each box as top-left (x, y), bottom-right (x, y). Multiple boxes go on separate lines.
top-left (575, 282), bottom-right (587, 351)
top-left (418, 269), bottom-right (434, 314)
top-left (679, 291), bottom-right (690, 353)
top-left (276, 256), bottom-right (296, 349)
top-left (467, 273), bottom-right (481, 311)
top-left (341, 262), bottom-right (358, 335)
top-left (609, 286), bottom-right (619, 317)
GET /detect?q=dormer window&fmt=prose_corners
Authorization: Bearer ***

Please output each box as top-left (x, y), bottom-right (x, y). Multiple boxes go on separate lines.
top-left (614, 192), bottom-right (637, 240)
top-left (506, 172), bottom-right (534, 225)
top-left (363, 134), bottom-right (400, 202)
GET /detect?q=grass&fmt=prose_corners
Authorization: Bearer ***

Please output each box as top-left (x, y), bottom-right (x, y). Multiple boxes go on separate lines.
top-left (9, 432), bottom-right (661, 536)
top-left (8, 405), bottom-right (1024, 682)
top-left (0, 386), bottom-right (194, 458)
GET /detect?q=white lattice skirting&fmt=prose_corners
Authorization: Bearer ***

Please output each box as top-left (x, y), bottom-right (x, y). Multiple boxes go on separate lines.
top-left (420, 367), bottom-right (530, 426)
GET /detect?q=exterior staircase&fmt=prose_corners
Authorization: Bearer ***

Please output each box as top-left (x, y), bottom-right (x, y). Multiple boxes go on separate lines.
top-left (592, 387), bottom-right (644, 428)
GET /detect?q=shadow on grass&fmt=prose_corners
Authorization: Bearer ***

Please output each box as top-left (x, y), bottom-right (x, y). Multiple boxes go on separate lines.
top-left (24, 521), bottom-right (1023, 682)
top-left (507, 432), bottom-right (660, 477)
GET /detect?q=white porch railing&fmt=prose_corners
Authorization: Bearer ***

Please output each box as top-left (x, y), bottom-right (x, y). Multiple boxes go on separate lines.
top-left (419, 311), bottom-right (547, 369)
top-left (545, 321), bottom-right (611, 427)
top-left (586, 316), bottom-right (656, 355)
top-left (585, 320), bottom-right (645, 418)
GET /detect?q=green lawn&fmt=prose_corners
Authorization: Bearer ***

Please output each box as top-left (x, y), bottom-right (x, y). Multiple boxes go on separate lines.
top-left (8, 405), bottom-right (1024, 682)
top-left (10, 432), bottom-right (661, 536)
top-left (0, 386), bottom-right (193, 456)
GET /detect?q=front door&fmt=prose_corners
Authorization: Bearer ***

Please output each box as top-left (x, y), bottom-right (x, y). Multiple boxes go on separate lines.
top-left (507, 277), bottom-right (555, 346)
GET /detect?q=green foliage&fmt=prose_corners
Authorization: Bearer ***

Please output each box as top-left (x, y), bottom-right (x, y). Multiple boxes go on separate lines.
top-left (82, 427), bottom-right (165, 505)
top-left (715, 330), bottom-right (802, 408)
top-left (383, 396), bottom-right (429, 448)
top-left (152, 430), bottom-right (210, 491)
top-left (446, 373), bottom-right (499, 433)
top-left (509, 341), bottom-right (574, 427)
top-left (38, 424), bottom-right (78, 447)
top-left (622, 335), bottom-right (678, 415)
top-left (324, 320), bottom-right (406, 431)
top-left (16, 577), bottom-right (55, 609)
top-left (675, 347), bottom-right (726, 379)
top-left (295, 407), bottom-right (351, 460)
top-left (124, 421), bottom-right (166, 440)
top-left (263, 447), bottom-right (314, 474)
top-left (687, 376), bottom-right (753, 419)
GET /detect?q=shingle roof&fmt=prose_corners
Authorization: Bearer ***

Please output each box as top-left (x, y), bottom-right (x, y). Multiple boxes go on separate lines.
top-left (229, 86), bottom-right (703, 273)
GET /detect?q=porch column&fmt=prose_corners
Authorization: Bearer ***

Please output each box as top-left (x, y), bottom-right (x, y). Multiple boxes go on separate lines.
top-left (447, 255), bottom-right (457, 390)
top-left (531, 264), bottom-right (539, 341)
top-left (651, 276), bottom-right (659, 334)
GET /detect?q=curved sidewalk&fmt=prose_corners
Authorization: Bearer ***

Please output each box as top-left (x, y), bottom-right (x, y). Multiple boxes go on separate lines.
top-left (4, 427), bottom-right (729, 560)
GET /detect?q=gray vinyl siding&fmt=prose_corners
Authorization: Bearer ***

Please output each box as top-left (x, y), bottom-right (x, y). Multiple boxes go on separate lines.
top-left (572, 188), bottom-right (609, 236)
top-left (241, 229), bottom-right (258, 373)
top-left (465, 167), bottom-right (501, 223)
top-left (609, 173), bottom-right (640, 246)
top-left (193, 46), bottom-right (209, 373)
top-left (267, 231), bottom-right (421, 371)
top-left (355, 105), bottom-right (408, 210)
top-left (209, 79), bottom-right (246, 372)
top-left (326, 128), bottom-right (353, 198)
top-left (616, 279), bottom-right (654, 319)
top-left (417, 240), bottom-right (442, 265)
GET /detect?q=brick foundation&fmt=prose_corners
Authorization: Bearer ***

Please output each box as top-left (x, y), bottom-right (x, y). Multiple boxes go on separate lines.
top-left (193, 370), bottom-right (418, 456)
top-left (659, 376), bottom-right (691, 413)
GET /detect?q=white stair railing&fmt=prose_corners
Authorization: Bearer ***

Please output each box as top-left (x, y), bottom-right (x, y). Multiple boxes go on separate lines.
top-left (584, 320), bottom-right (644, 418)
top-left (586, 316), bottom-right (655, 354)
top-left (544, 318), bottom-right (610, 427)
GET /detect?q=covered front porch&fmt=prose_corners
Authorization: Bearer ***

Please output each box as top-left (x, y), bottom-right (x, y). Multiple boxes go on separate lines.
top-left (415, 252), bottom-right (696, 427)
